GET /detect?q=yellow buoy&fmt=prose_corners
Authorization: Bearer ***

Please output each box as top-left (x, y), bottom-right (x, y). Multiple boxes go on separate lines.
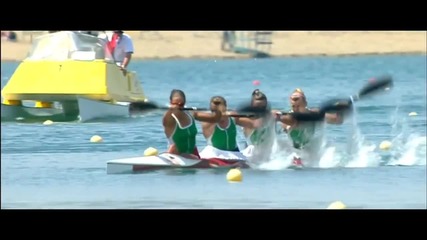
top-left (379, 140), bottom-right (392, 150)
top-left (327, 201), bottom-right (347, 209)
top-left (90, 135), bottom-right (103, 143)
top-left (2, 99), bottom-right (22, 106)
top-left (35, 101), bottom-right (53, 108)
top-left (226, 168), bottom-right (242, 182)
top-left (144, 147), bottom-right (159, 156)
top-left (43, 120), bottom-right (53, 125)
top-left (408, 112), bottom-right (418, 116)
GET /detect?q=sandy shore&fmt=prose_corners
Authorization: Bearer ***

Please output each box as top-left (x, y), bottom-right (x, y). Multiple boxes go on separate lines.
top-left (1, 31), bottom-right (426, 61)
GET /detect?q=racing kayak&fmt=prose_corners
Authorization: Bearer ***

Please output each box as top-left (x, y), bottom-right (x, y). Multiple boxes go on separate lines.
top-left (107, 147), bottom-right (249, 174)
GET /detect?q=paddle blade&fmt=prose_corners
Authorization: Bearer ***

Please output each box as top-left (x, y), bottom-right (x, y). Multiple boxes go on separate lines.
top-left (235, 102), bottom-right (270, 117)
top-left (357, 75), bottom-right (393, 99)
top-left (319, 98), bottom-right (353, 113)
top-left (319, 75), bottom-right (393, 113)
top-left (129, 101), bottom-right (160, 112)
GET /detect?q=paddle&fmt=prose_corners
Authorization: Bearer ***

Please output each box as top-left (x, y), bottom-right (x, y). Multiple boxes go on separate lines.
top-left (275, 110), bottom-right (326, 121)
top-left (235, 104), bottom-right (270, 116)
top-left (161, 106), bottom-right (210, 111)
top-left (234, 102), bottom-right (327, 121)
top-left (176, 106), bottom-right (260, 118)
top-left (130, 102), bottom-right (265, 118)
top-left (275, 75), bottom-right (394, 122)
top-left (228, 114), bottom-right (257, 118)
top-left (129, 102), bottom-right (210, 112)
top-left (319, 74), bottom-right (393, 113)
top-left (131, 75), bottom-right (393, 120)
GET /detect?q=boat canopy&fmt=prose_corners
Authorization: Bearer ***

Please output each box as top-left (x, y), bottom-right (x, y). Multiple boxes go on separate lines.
top-left (26, 31), bottom-right (115, 62)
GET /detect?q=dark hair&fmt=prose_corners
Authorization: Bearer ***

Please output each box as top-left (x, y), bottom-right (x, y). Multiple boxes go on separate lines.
top-left (251, 89), bottom-right (267, 101)
top-left (170, 89), bottom-right (186, 103)
top-left (210, 96), bottom-right (227, 106)
top-left (250, 89), bottom-right (270, 111)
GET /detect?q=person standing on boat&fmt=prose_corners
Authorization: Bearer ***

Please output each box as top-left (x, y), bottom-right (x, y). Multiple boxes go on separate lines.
top-left (274, 88), bottom-right (349, 167)
top-left (163, 89), bottom-right (223, 160)
top-left (198, 96), bottom-right (249, 165)
top-left (107, 30), bottom-right (134, 72)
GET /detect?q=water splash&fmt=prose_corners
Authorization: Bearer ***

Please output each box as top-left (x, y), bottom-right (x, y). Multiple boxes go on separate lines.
top-left (382, 105), bottom-right (426, 166)
top-left (257, 135), bottom-right (297, 170)
top-left (245, 117), bottom-right (282, 169)
top-left (386, 134), bottom-right (426, 166)
top-left (344, 103), bottom-right (379, 168)
top-left (252, 99), bottom-right (425, 171)
top-left (318, 146), bottom-right (340, 168)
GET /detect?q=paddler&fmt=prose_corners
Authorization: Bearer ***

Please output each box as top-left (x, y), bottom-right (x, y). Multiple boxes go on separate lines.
top-left (200, 96), bottom-right (240, 152)
top-left (163, 89), bottom-right (223, 159)
top-left (241, 89), bottom-right (276, 147)
top-left (233, 89), bottom-right (278, 165)
top-left (274, 88), bottom-right (350, 167)
top-left (198, 96), bottom-right (249, 167)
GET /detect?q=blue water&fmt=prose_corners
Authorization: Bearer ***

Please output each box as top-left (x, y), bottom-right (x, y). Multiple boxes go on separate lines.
top-left (1, 54), bottom-right (426, 209)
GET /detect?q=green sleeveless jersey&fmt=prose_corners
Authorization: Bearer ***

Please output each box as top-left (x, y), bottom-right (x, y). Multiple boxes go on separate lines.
top-left (287, 108), bottom-right (316, 149)
top-left (169, 112), bottom-right (198, 154)
top-left (207, 118), bottom-right (238, 151)
top-left (248, 118), bottom-right (275, 146)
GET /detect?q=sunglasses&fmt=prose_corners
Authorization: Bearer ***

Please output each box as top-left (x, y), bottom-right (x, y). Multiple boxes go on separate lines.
top-left (212, 101), bottom-right (224, 105)
top-left (170, 102), bottom-right (184, 107)
top-left (290, 97), bottom-right (300, 101)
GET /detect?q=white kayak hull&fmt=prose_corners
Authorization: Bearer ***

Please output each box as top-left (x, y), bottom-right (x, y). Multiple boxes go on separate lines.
top-left (106, 152), bottom-right (248, 174)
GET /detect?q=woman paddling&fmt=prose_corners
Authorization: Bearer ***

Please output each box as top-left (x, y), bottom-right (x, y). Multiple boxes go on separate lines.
top-left (235, 88), bottom-right (343, 167)
top-left (233, 89), bottom-right (278, 165)
top-left (274, 88), bottom-right (349, 167)
top-left (198, 96), bottom-right (250, 167)
top-left (200, 96), bottom-right (240, 152)
top-left (163, 89), bottom-right (222, 159)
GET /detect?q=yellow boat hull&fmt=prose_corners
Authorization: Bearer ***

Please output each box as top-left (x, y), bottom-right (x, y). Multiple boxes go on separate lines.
top-left (1, 31), bottom-right (157, 122)
top-left (1, 60), bottom-right (147, 103)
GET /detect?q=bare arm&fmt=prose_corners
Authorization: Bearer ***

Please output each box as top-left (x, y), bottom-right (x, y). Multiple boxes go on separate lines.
top-left (201, 121), bottom-right (215, 139)
top-left (162, 110), bottom-right (174, 128)
top-left (272, 110), bottom-right (297, 126)
top-left (121, 52), bottom-right (132, 68)
top-left (121, 36), bottom-right (134, 69)
top-left (231, 111), bottom-right (267, 129)
top-left (163, 109), bottom-right (179, 137)
top-left (277, 114), bottom-right (297, 126)
top-left (192, 110), bottom-right (222, 123)
top-left (311, 107), bottom-right (344, 124)
top-left (325, 112), bottom-right (344, 124)
top-left (231, 110), bottom-right (256, 129)
top-left (234, 117), bottom-right (255, 129)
